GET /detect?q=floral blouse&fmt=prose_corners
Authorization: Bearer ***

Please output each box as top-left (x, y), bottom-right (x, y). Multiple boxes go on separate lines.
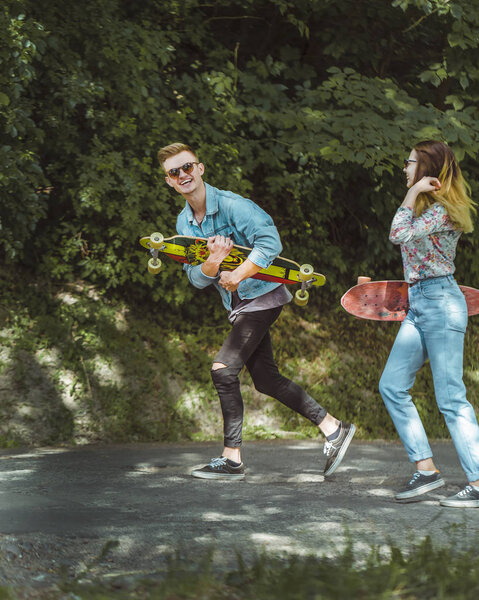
top-left (389, 203), bottom-right (461, 284)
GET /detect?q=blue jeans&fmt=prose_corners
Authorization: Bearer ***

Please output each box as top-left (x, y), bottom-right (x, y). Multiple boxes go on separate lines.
top-left (379, 275), bottom-right (479, 482)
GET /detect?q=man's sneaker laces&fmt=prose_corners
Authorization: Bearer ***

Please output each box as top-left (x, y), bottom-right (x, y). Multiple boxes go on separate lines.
top-left (209, 457), bottom-right (228, 468)
top-left (323, 422), bottom-right (356, 477)
top-left (191, 456), bottom-right (245, 480)
top-left (323, 441), bottom-right (334, 456)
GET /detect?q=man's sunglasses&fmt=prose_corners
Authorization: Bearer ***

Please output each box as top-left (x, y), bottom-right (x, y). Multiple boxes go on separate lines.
top-left (166, 162), bottom-right (199, 178)
top-left (403, 159), bottom-right (417, 168)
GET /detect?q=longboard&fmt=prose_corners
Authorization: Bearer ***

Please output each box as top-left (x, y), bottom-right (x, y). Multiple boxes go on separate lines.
top-left (341, 279), bottom-right (479, 321)
top-left (140, 233), bottom-right (326, 306)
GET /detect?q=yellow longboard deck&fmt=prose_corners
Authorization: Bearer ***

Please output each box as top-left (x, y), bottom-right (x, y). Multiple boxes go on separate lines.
top-left (139, 234), bottom-right (325, 287)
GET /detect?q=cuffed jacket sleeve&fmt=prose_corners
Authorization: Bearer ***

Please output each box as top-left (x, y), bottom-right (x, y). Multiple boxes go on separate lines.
top-left (184, 262), bottom-right (218, 289)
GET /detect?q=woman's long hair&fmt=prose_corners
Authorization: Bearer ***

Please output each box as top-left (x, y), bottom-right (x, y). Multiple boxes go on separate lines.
top-left (413, 140), bottom-right (476, 233)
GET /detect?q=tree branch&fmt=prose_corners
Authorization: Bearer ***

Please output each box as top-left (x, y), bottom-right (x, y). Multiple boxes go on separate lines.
top-left (403, 7), bottom-right (440, 34)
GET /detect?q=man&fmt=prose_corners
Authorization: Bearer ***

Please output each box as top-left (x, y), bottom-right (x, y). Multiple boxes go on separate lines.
top-left (158, 142), bottom-right (356, 480)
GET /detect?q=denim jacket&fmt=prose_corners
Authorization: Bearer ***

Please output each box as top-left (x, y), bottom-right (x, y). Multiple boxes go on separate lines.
top-left (176, 182), bottom-right (282, 311)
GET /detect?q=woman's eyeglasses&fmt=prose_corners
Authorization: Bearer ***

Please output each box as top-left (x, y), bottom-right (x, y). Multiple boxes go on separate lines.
top-left (403, 159), bottom-right (417, 168)
top-left (166, 162), bottom-right (199, 178)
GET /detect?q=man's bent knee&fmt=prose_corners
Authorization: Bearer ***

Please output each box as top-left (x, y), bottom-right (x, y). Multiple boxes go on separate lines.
top-left (212, 362), bottom-right (227, 371)
top-left (211, 363), bottom-right (239, 389)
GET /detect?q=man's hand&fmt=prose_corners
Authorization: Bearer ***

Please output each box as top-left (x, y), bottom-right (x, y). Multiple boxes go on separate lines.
top-left (219, 271), bottom-right (240, 292)
top-left (200, 235), bottom-right (233, 277)
top-left (207, 235), bottom-right (234, 263)
top-left (219, 258), bottom-right (263, 292)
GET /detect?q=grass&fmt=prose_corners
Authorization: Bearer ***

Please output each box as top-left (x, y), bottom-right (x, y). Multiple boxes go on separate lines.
top-left (3, 536), bottom-right (479, 599)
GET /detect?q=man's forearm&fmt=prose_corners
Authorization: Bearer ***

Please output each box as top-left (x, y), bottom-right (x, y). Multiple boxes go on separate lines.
top-left (203, 257), bottom-right (263, 283)
top-left (230, 258), bottom-right (262, 284)
top-left (201, 258), bottom-right (223, 278)
top-left (218, 258), bottom-right (263, 292)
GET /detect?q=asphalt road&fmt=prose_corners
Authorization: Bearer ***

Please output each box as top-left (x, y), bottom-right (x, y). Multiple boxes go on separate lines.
top-left (1, 439), bottom-right (479, 593)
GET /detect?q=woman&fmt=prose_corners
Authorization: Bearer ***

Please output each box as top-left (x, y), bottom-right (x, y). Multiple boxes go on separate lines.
top-left (379, 140), bottom-right (479, 507)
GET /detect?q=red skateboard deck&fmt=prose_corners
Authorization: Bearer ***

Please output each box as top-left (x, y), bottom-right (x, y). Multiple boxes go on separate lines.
top-left (341, 280), bottom-right (479, 321)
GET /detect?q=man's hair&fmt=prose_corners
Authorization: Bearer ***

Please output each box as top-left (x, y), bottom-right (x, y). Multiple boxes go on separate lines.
top-left (157, 143), bottom-right (198, 168)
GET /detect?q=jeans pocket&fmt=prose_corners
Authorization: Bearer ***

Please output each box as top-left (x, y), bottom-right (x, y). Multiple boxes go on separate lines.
top-left (445, 288), bottom-right (467, 332)
top-left (422, 284), bottom-right (445, 300)
top-left (447, 309), bottom-right (467, 333)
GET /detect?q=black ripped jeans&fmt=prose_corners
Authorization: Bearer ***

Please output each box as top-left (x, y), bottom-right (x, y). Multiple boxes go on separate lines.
top-left (211, 306), bottom-right (327, 448)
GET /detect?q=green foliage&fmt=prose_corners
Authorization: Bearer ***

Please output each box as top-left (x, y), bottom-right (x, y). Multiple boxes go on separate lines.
top-left (1, 1), bottom-right (479, 446)
top-left (0, 588), bottom-right (15, 600)
top-left (1, 0), bottom-right (478, 297)
top-left (0, 2), bottom-right (48, 259)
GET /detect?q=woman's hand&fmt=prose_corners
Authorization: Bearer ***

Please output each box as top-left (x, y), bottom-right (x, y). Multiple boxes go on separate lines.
top-left (401, 176), bottom-right (441, 209)
top-left (411, 176), bottom-right (441, 195)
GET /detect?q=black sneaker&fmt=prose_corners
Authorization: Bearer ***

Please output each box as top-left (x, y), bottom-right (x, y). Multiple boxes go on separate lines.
top-left (440, 485), bottom-right (479, 508)
top-left (323, 422), bottom-right (356, 477)
top-left (191, 457), bottom-right (245, 480)
top-left (395, 471), bottom-right (445, 501)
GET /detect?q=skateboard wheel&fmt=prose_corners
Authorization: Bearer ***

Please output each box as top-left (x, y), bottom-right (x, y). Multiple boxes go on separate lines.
top-left (149, 232), bottom-right (164, 249)
top-left (294, 289), bottom-right (309, 306)
top-left (148, 257), bottom-right (162, 274)
top-left (299, 264), bottom-right (314, 281)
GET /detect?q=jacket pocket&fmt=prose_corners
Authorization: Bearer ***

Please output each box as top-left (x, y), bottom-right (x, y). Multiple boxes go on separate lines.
top-left (215, 225), bottom-right (235, 242)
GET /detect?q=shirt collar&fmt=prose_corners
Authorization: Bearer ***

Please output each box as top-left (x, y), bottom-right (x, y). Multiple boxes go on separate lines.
top-left (185, 182), bottom-right (218, 223)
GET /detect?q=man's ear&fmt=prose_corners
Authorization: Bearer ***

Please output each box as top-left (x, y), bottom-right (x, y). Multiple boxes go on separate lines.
top-left (165, 176), bottom-right (174, 188)
top-left (198, 162), bottom-right (205, 176)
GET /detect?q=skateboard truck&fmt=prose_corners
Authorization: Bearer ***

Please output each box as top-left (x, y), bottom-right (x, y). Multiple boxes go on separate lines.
top-left (146, 232), bottom-right (164, 274)
top-left (294, 264), bottom-right (316, 306)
